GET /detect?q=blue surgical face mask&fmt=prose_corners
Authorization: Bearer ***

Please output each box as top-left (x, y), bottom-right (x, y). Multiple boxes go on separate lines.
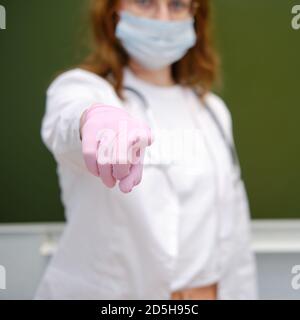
top-left (115, 11), bottom-right (197, 70)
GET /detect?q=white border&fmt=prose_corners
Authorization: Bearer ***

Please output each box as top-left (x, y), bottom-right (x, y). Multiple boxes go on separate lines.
top-left (0, 220), bottom-right (300, 254)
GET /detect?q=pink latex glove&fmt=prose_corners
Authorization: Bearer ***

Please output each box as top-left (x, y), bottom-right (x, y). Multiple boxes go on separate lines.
top-left (80, 104), bottom-right (153, 193)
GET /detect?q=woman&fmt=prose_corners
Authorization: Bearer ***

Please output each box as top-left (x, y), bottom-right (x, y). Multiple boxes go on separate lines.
top-left (35, 0), bottom-right (258, 300)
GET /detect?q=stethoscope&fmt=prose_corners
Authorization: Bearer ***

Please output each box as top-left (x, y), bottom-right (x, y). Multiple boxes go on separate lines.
top-left (123, 85), bottom-right (243, 275)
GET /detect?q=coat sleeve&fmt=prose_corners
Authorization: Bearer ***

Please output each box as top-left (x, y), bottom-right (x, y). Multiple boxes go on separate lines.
top-left (206, 92), bottom-right (253, 221)
top-left (206, 93), bottom-right (258, 299)
top-left (40, 68), bottom-right (121, 172)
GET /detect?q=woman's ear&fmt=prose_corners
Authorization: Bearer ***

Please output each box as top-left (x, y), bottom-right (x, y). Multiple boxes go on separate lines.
top-left (118, 0), bottom-right (126, 11)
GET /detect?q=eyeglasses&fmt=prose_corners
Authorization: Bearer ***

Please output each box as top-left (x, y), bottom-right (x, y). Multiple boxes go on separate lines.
top-left (125, 0), bottom-right (199, 20)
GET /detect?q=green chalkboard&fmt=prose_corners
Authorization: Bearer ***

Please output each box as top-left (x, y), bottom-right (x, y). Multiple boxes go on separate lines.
top-left (0, 0), bottom-right (299, 222)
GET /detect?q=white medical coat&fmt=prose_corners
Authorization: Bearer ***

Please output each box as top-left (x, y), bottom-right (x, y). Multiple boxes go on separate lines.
top-left (34, 67), bottom-right (258, 300)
